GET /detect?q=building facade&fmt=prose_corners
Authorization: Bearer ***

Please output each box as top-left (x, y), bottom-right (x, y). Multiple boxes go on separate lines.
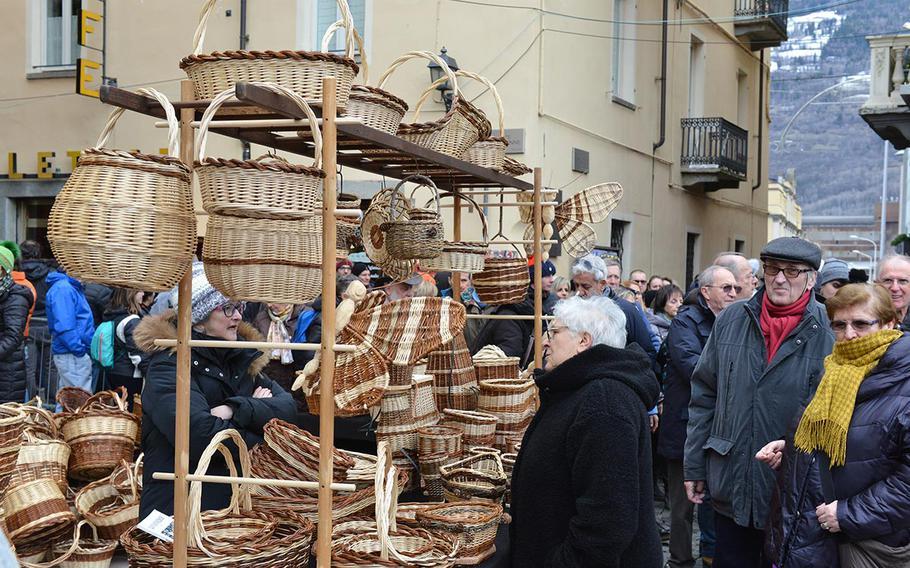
top-left (1, 0), bottom-right (779, 284)
top-left (767, 169), bottom-right (802, 240)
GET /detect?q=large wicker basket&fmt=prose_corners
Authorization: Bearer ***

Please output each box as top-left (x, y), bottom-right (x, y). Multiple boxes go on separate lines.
top-left (74, 471), bottom-right (139, 540)
top-left (439, 452), bottom-right (507, 504)
top-left (47, 88), bottom-right (195, 291)
top-left (381, 175), bottom-right (444, 261)
top-left (415, 501), bottom-right (502, 558)
top-left (180, 0), bottom-right (358, 106)
top-left (20, 520), bottom-right (118, 568)
top-left (427, 334), bottom-right (479, 411)
top-left (8, 430), bottom-right (70, 493)
top-left (423, 193), bottom-right (489, 274)
top-left (378, 51), bottom-right (491, 159)
top-left (360, 187), bottom-right (415, 281)
top-left (2, 477), bottom-right (75, 546)
top-left (472, 255), bottom-right (529, 306)
top-left (196, 84), bottom-right (325, 220)
top-left (59, 389), bottom-right (140, 481)
top-left (202, 213), bottom-right (323, 304)
top-left (472, 346), bottom-right (521, 382)
top-left (477, 378), bottom-right (537, 451)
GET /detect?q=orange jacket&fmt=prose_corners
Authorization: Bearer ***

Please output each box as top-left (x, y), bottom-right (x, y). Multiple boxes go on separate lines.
top-left (11, 271), bottom-right (36, 338)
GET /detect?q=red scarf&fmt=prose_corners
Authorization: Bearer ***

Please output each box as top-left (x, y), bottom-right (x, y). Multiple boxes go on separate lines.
top-left (760, 290), bottom-right (811, 362)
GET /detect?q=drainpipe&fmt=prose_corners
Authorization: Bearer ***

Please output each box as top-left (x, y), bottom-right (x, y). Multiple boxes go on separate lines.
top-left (240, 0), bottom-right (251, 160)
top-left (653, 0), bottom-right (669, 151)
top-left (752, 49), bottom-right (765, 191)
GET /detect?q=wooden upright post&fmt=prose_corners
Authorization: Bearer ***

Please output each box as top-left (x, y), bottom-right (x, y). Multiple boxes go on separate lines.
top-left (533, 168), bottom-right (543, 369)
top-left (172, 79), bottom-right (195, 568)
top-left (316, 77), bottom-right (339, 568)
top-left (452, 193), bottom-right (462, 301)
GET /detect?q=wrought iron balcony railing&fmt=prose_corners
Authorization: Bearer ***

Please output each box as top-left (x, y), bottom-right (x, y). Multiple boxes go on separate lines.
top-left (680, 118), bottom-right (748, 181)
top-left (735, 0), bottom-right (789, 36)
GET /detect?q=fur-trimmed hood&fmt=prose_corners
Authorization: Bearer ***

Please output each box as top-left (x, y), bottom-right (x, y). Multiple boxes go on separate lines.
top-left (133, 310), bottom-right (270, 376)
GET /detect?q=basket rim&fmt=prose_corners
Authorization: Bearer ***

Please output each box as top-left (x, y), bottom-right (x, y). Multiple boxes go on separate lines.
top-left (416, 501), bottom-right (502, 525)
top-left (196, 157), bottom-right (326, 178)
top-left (179, 49), bottom-right (359, 74)
top-left (350, 84), bottom-right (409, 112)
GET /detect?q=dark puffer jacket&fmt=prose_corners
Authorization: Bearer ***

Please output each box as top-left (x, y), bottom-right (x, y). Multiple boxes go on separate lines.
top-left (21, 259), bottom-right (53, 319)
top-left (767, 334), bottom-right (910, 567)
top-left (0, 284), bottom-right (33, 403)
top-left (510, 344), bottom-right (662, 567)
top-left (134, 312), bottom-right (297, 519)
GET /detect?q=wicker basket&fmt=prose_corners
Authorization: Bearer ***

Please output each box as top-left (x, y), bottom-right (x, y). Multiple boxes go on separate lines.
top-left (2, 477), bottom-right (75, 546)
top-left (411, 374), bottom-right (439, 428)
top-left (415, 501), bottom-right (502, 558)
top-left (472, 346), bottom-right (521, 382)
top-left (423, 193), bottom-right (489, 274)
top-left (180, 0), bottom-right (358, 106)
top-left (502, 157), bottom-right (533, 176)
top-left (202, 212), bottom-right (323, 304)
top-left (59, 389), bottom-right (140, 481)
top-left (19, 520), bottom-right (118, 568)
top-left (441, 409), bottom-right (498, 449)
top-left (418, 425), bottom-right (463, 460)
top-left (360, 186), bottom-right (416, 280)
top-left (375, 385), bottom-right (419, 456)
top-left (47, 88), bottom-right (195, 291)
top-left (472, 255), bottom-right (529, 306)
top-left (8, 431), bottom-right (70, 493)
top-left (378, 51), bottom-right (491, 159)
top-left (477, 378), bottom-right (536, 451)
top-left (440, 453), bottom-right (507, 504)
top-left (331, 526), bottom-right (459, 567)
top-left (18, 402), bottom-right (59, 440)
top-left (196, 84), bottom-right (325, 220)
top-left (427, 334), bottom-right (479, 411)
top-left (109, 454), bottom-right (143, 500)
top-left (55, 388), bottom-right (91, 414)
top-left (381, 175), bottom-right (444, 261)
top-left (74, 469), bottom-right (139, 540)
top-left (388, 364), bottom-right (415, 387)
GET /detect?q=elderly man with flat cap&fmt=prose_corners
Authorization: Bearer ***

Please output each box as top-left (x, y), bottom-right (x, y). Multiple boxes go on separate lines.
top-left (683, 237), bottom-right (835, 568)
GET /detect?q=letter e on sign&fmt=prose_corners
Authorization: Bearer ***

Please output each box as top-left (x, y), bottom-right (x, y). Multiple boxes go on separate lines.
top-left (77, 59), bottom-right (102, 98)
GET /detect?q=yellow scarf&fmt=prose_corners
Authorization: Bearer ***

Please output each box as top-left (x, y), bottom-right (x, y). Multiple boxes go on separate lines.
top-left (794, 328), bottom-right (902, 466)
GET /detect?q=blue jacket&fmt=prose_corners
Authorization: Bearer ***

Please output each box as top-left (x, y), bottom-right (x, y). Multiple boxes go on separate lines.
top-left (45, 272), bottom-right (95, 356)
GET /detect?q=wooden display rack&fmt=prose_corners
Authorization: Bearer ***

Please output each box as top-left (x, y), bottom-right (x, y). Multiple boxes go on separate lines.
top-left (99, 78), bottom-right (547, 568)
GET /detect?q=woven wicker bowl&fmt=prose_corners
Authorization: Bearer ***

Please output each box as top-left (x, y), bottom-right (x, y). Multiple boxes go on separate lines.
top-left (202, 213), bottom-right (323, 304)
top-left (416, 501), bottom-right (502, 558)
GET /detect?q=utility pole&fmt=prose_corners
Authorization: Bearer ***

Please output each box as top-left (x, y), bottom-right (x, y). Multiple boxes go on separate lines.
top-left (881, 140), bottom-right (889, 256)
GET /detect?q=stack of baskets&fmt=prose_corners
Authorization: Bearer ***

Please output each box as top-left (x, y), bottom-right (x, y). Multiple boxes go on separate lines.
top-left (59, 388), bottom-right (140, 481)
top-left (197, 83), bottom-right (326, 304)
top-left (476, 379), bottom-right (537, 452)
top-left (417, 425), bottom-right (463, 502)
top-left (375, 373), bottom-right (440, 457)
top-left (426, 334), bottom-right (479, 411)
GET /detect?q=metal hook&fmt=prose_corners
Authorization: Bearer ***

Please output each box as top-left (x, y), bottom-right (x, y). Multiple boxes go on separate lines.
top-left (490, 191), bottom-right (507, 241)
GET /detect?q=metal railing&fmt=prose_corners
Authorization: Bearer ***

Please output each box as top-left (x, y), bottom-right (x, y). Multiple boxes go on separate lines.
top-left (735, 0), bottom-right (789, 35)
top-left (680, 117), bottom-right (749, 180)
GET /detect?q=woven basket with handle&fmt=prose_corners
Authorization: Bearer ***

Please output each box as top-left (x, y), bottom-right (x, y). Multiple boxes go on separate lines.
top-left (47, 89), bottom-right (195, 291)
top-left (381, 175), bottom-right (444, 261)
top-left (476, 378), bottom-right (537, 451)
top-left (415, 501), bottom-right (502, 558)
top-left (8, 430), bottom-right (70, 494)
top-left (180, 0), bottom-right (357, 106)
top-left (423, 192), bottom-right (490, 274)
top-left (439, 452), bottom-right (507, 504)
top-left (2, 477), bottom-right (75, 546)
top-left (74, 465), bottom-right (140, 540)
top-left (59, 388), bottom-right (139, 482)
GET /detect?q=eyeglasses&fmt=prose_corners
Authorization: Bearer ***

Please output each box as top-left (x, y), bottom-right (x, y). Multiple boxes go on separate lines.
top-left (763, 264), bottom-right (813, 279)
top-left (220, 302), bottom-right (246, 318)
top-left (830, 319), bottom-right (879, 334)
top-left (632, 279), bottom-right (647, 285)
top-left (545, 325), bottom-right (570, 341)
top-left (880, 278), bottom-right (910, 288)
top-left (704, 284), bottom-right (742, 295)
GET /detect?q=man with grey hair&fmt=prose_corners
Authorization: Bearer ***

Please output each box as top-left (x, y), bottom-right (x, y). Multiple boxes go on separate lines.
top-left (571, 254), bottom-right (658, 364)
top-left (713, 252), bottom-right (755, 300)
top-left (685, 238), bottom-right (834, 567)
top-left (510, 295), bottom-right (662, 567)
top-left (876, 254), bottom-right (910, 329)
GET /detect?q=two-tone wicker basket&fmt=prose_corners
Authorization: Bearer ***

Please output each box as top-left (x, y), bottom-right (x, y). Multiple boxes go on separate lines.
top-left (47, 89), bottom-right (195, 291)
top-left (427, 334), bottom-right (479, 411)
top-left (361, 187), bottom-right (416, 281)
top-left (441, 409), bottom-right (498, 449)
top-left (74, 471), bottom-right (139, 540)
top-left (472, 346), bottom-right (521, 382)
top-left (472, 253), bottom-right (529, 306)
top-left (423, 193), bottom-right (490, 274)
top-left (415, 501), bottom-right (502, 558)
top-left (439, 452), bottom-right (507, 504)
top-left (8, 431), bottom-right (70, 493)
top-left (2, 477), bottom-right (75, 546)
top-left (59, 389), bottom-right (140, 481)
top-left (381, 175), bottom-right (444, 261)
top-left (477, 378), bottom-right (537, 451)
top-left (20, 520), bottom-right (119, 568)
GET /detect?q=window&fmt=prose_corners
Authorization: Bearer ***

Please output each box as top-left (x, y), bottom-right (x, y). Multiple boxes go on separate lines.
top-left (685, 232), bottom-right (700, 286)
top-left (688, 36), bottom-right (705, 118)
top-left (735, 239), bottom-right (746, 254)
top-left (29, 0), bottom-right (81, 72)
top-left (316, 0), bottom-right (367, 56)
top-left (611, 219), bottom-right (631, 268)
top-left (611, 0), bottom-right (636, 105)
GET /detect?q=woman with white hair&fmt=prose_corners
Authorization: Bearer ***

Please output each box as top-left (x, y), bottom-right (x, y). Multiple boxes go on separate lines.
top-left (509, 295), bottom-right (663, 567)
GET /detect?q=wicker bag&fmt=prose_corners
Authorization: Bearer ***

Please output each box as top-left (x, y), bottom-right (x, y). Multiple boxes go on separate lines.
top-left (2, 477), bottom-right (76, 546)
top-left (378, 51), bottom-right (491, 158)
top-left (472, 253), bottom-right (529, 306)
top-left (415, 501), bottom-right (502, 559)
top-left (47, 89), bottom-right (195, 291)
top-left (423, 193), bottom-right (490, 274)
top-left (60, 388), bottom-right (140, 481)
top-left (74, 468), bottom-right (139, 540)
top-left (441, 409), bottom-right (498, 449)
top-left (196, 84), bottom-right (325, 219)
top-left (122, 429), bottom-right (316, 567)
top-left (202, 212), bottom-right (323, 304)
top-left (381, 175), bottom-right (444, 261)
top-left (180, 0), bottom-right (358, 106)
top-left (427, 334), bottom-right (479, 411)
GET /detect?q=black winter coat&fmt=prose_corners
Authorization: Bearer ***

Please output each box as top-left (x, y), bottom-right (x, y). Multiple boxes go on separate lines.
top-left (657, 295), bottom-right (716, 460)
top-left (21, 260), bottom-right (53, 319)
top-left (134, 312), bottom-right (297, 519)
top-left (510, 344), bottom-right (663, 568)
top-left (605, 288), bottom-right (659, 369)
top-left (83, 283), bottom-right (112, 327)
top-left (767, 334), bottom-right (910, 567)
top-left (470, 292), bottom-right (536, 362)
top-left (0, 284), bottom-right (32, 403)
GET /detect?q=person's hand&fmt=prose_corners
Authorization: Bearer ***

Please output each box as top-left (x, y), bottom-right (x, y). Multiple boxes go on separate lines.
top-left (816, 501), bottom-right (840, 533)
top-left (649, 414), bottom-right (659, 433)
top-left (253, 387), bottom-right (273, 399)
top-left (755, 439), bottom-right (786, 470)
top-left (210, 404), bottom-right (234, 420)
top-left (685, 480), bottom-right (706, 504)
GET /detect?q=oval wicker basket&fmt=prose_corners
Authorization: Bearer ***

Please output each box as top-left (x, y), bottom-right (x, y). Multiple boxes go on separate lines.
top-left (472, 255), bottom-right (529, 306)
top-left (415, 501), bottom-right (502, 558)
top-left (441, 409), bottom-right (498, 449)
top-left (20, 520), bottom-right (118, 568)
top-left (47, 88), bottom-right (195, 291)
top-left (472, 346), bottom-right (521, 382)
top-left (439, 452), bottom-right (507, 504)
top-left (381, 175), bottom-right (444, 261)
top-left (180, 0), bottom-right (358, 106)
top-left (360, 187), bottom-right (415, 280)
top-left (196, 84), bottom-right (325, 220)
top-left (202, 213), bottom-right (323, 304)
top-left (74, 470), bottom-right (139, 540)
top-left (60, 389), bottom-right (140, 481)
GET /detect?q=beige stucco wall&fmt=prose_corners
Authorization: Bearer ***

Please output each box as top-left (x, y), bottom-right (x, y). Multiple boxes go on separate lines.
top-left (1, 0), bottom-right (770, 284)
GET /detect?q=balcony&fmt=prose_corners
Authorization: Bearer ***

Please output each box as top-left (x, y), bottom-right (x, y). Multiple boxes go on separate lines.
top-left (734, 0), bottom-right (789, 50)
top-left (859, 34), bottom-right (910, 150)
top-left (680, 118), bottom-right (749, 191)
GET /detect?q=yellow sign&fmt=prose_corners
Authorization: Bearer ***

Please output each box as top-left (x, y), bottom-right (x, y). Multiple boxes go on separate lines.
top-left (76, 1), bottom-right (105, 99)
top-left (77, 59), bottom-right (102, 98)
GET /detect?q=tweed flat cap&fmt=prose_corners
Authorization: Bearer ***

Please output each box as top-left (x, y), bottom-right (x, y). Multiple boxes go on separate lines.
top-left (760, 237), bottom-right (822, 270)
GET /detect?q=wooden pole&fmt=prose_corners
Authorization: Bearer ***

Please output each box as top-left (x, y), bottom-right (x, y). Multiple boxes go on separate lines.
top-left (316, 77), bottom-right (338, 568)
top-left (533, 168), bottom-right (544, 369)
top-left (452, 194), bottom-right (462, 302)
top-left (152, 472), bottom-right (357, 492)
top-left (172, 79), bottom-right (195, 568)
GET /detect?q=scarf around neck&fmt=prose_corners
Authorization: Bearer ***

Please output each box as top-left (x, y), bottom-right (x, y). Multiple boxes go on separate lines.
top-left (794, 328), bottom-right (902, 466)
top-left (760, 290), bottom-right (811, 362)
top-left (266, 305), bottom-right (294, 364)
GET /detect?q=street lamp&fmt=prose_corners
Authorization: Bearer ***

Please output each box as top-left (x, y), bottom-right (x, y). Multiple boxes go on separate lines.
top-left (849, 234), bottom-right (878, 279)
top-left (427, 47), bottom-right (459, 112)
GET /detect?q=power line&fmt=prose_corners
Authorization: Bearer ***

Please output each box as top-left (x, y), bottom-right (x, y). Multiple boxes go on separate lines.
top-left (0, 76), bottom-right (183, 104)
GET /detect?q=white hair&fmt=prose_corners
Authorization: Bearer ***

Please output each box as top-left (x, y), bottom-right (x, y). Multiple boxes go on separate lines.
top-left (697, 265), bottom-right (731, 287)
top-left (553, 295), bottom-right (627, 349)
top-left (571, 254), bottom-right (608, 282)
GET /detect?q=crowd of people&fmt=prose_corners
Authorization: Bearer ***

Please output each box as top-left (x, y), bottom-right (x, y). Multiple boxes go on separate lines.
top-left (1, 235), bottom-right (909, 567)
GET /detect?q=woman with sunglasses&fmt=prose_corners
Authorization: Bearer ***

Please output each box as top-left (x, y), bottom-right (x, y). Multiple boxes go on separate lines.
top-left (134, 264), bottom-right (296, 520)
top-left (759, 283), bottom-right (910, 567)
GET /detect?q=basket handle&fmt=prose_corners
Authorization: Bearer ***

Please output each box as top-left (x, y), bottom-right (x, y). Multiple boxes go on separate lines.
top-left (186, 429), bottom-right (254, 554)
top-left (389, 174), bottom-right (439, 221)
top-left (377, 51), bottom-right (459, 110)
top-left (413, 70), bottom-right (504, 136)
top-left (374, 441), bottom-right (397, 561)
top-left (191, 0), bottom-right (219, 56)
top-left (434, 192), bottom-right (489, 244)
top-left (195, 83), bottom-right (322, 170)
top-left (20, 520), bottom-right (96, 568)
top-left (319, 0), bottom-right (363, 78)
top-left (79, 387), bottom-right (129, 414)
top-left (21, 403), bottom-right (58, 439)
top-left (95, 88), bottom-right (180, 156)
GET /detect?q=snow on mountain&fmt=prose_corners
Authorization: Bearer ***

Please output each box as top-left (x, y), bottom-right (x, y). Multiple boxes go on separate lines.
top-left (771, 10), bottom-right (844, 73)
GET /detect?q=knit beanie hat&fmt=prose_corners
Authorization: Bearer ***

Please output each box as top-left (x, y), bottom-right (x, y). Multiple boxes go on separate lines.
top-left (0, 245), bottom-right (14, 273)
top-left (190, 263), bottom-right (229, 324)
